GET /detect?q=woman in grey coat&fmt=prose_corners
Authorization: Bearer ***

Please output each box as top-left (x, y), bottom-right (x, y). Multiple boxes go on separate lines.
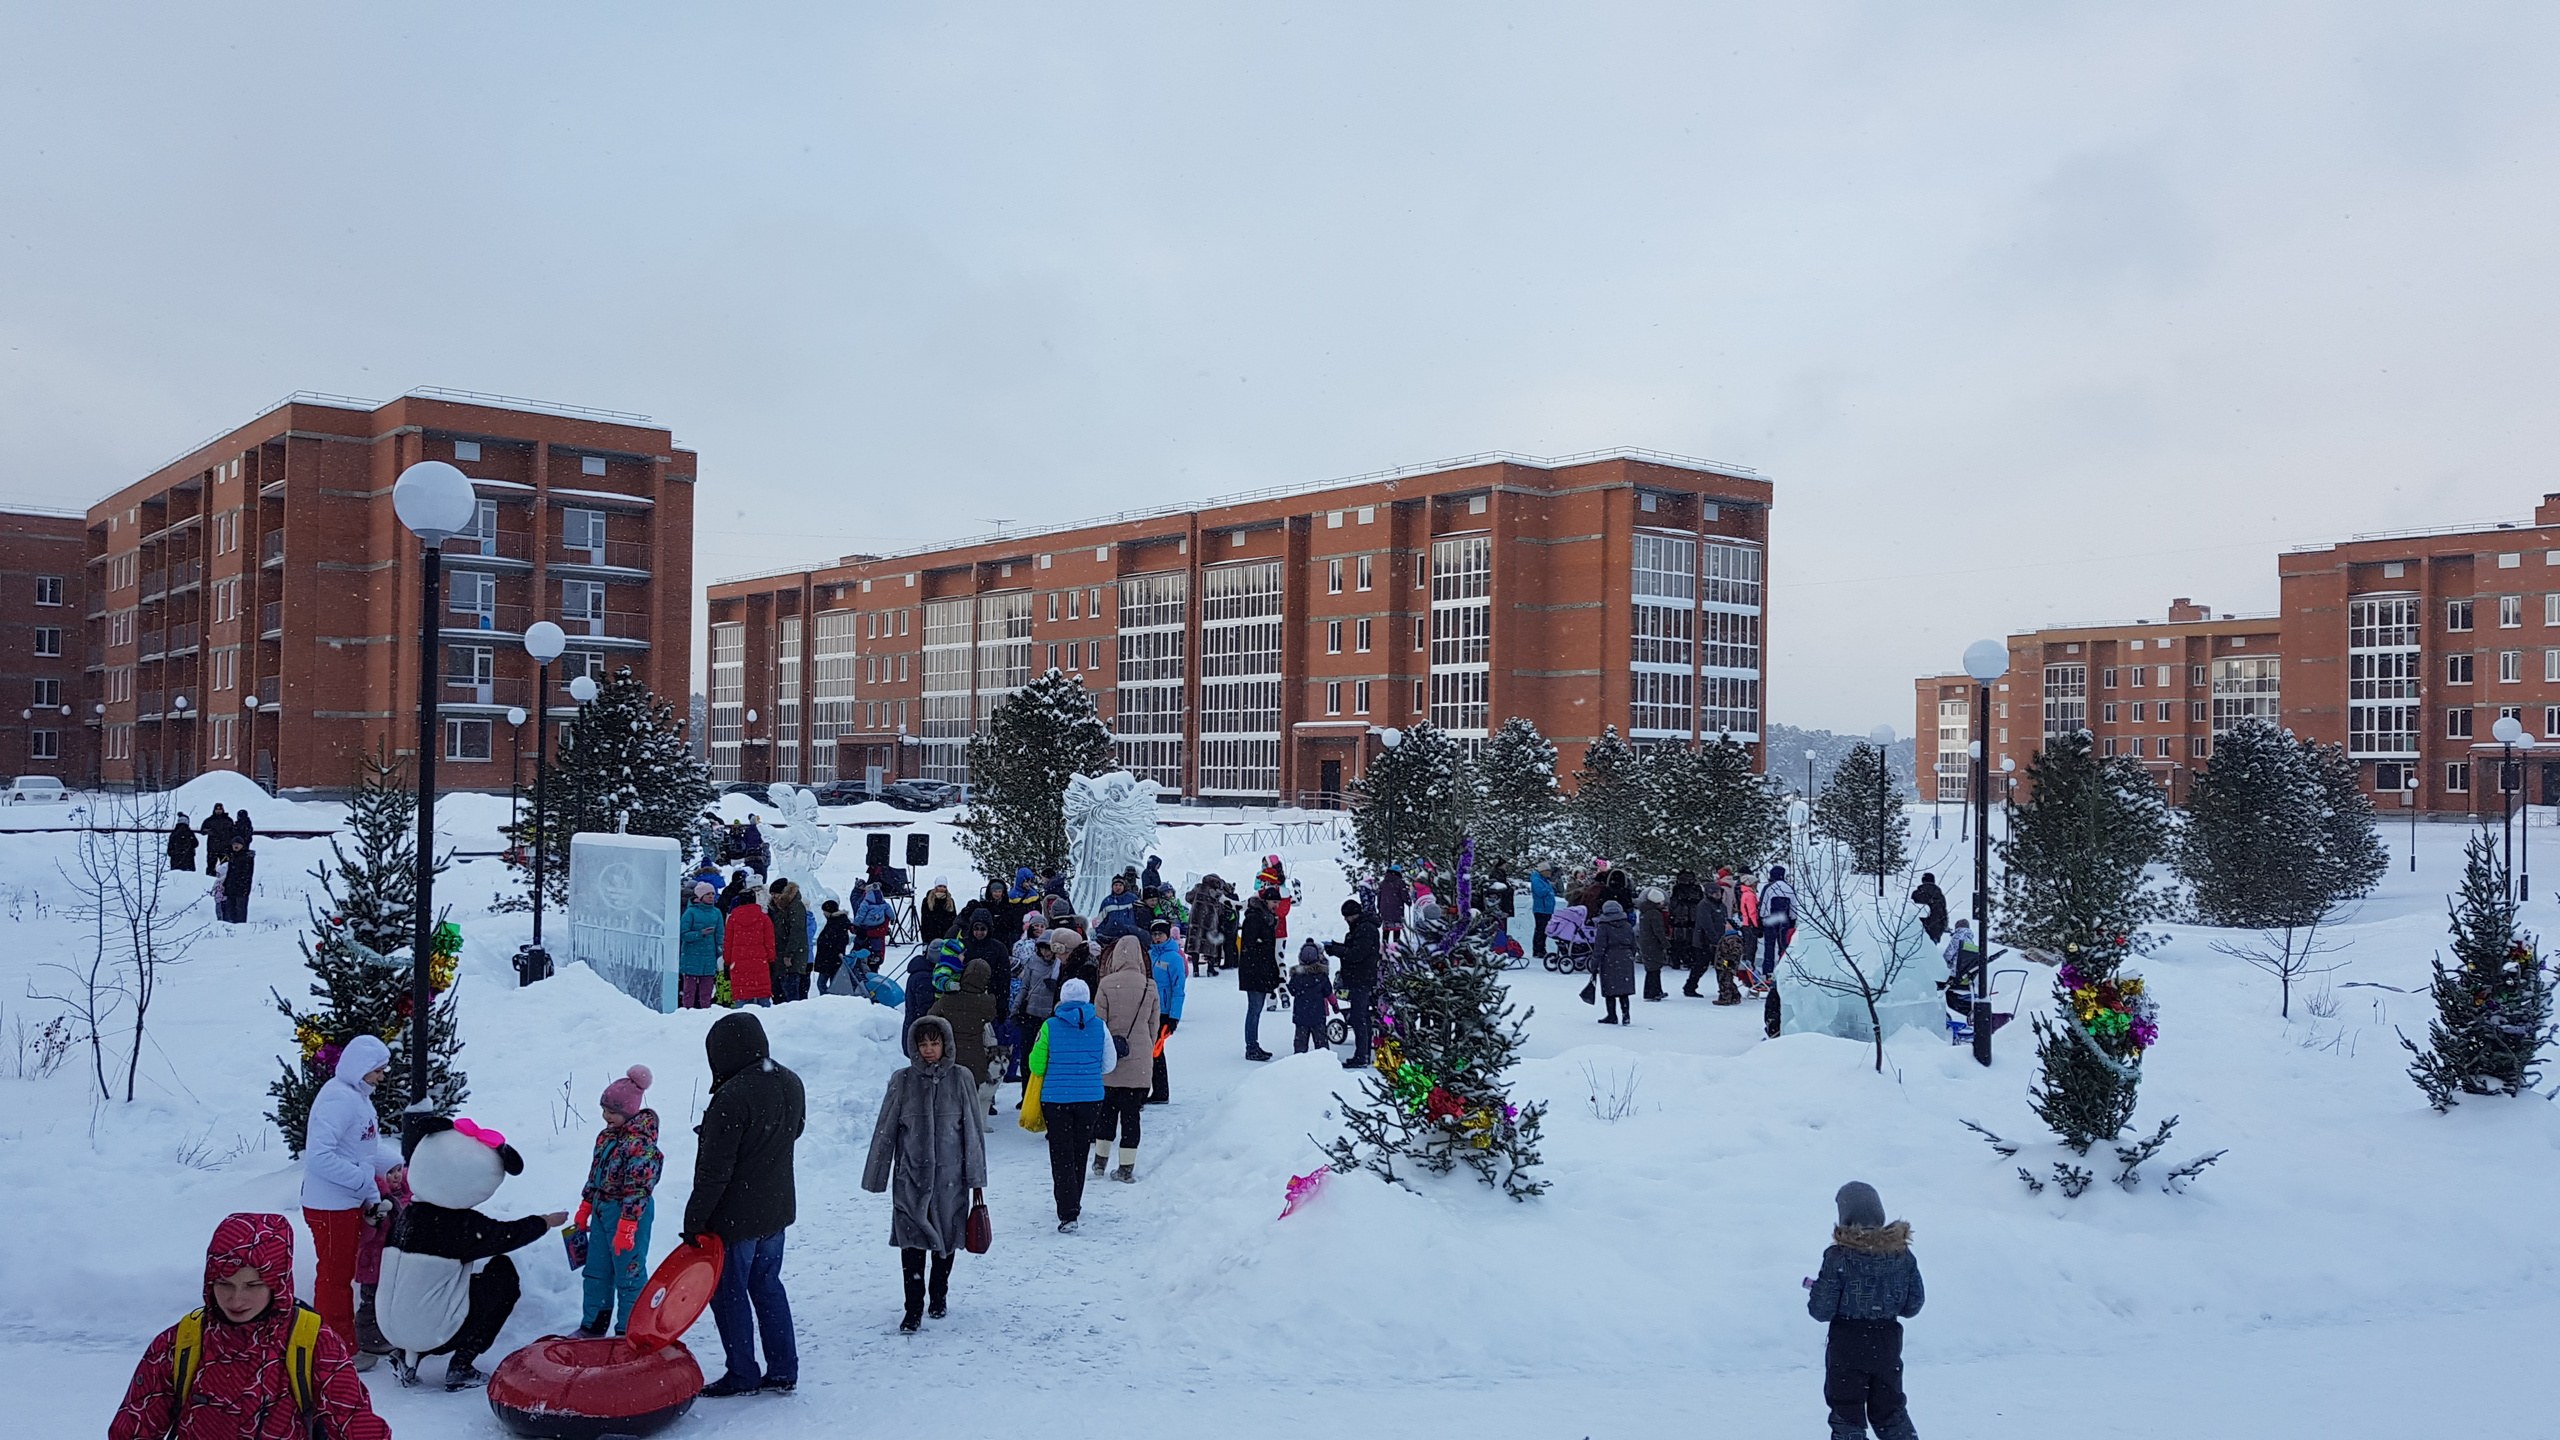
top-left (1593, 899), bottom-right (1638, 1025)
top-left (861, 1015), bottom-right (987, 1332)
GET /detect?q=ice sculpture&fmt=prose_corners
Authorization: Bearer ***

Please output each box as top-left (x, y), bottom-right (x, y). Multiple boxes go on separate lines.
top-left (1065, 770), bottom-right (1164, 921)
top-left (568, 833), bottom-right (682, 1012)
top-left (764, 784), bottom-right (841, 912)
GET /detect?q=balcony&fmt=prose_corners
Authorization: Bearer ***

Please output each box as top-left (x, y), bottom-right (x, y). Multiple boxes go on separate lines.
top-left (438, 674), bottom-right (532, 711)
top-left (261, 601), bottom-right (282, 639)
top-left (137, 689), bottom-right (164, 719)
top-left (442, 603), bottom-right (530, 640)
top-left (261, 531), bottom-right (285, 567)
top-left (139, 629), bottom-right (166, 660)
top-left (255, 675), bottom-right (280, 707)
top-left (85, 644), bottom-right (104, 671)
top-left (168, 558), bottom-right (203, 593)
top-left (166, 621), bottom-right (200, 656)
top-left (141, 568), bottom-right (167, 602)
top-left (558, 609), bottom-right (652, 649)
top-left (441, 531), bottom-right (533, 569)
top-left (85, 596), bottom-right (105, 620)
top-left (550, 538), bottom-right (654, 576)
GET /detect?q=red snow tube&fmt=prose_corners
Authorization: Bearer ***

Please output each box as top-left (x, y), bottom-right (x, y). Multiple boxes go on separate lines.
top-left (488, 1237), bottom-right (721, 1439)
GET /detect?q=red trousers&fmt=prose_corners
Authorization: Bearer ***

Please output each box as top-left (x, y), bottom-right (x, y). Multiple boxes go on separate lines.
top-left (304, 1205), bottom-right (365, 1351)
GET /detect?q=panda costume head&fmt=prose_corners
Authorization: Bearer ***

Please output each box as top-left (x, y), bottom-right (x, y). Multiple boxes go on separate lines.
top-left (404, 1115), bottom-right (524, 1209)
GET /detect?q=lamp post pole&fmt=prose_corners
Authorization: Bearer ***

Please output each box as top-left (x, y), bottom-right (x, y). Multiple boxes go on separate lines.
top-left (518, 622), bottom-right (569, 985)
top-left (1868, 725), bottom-right (1894, 898)
top-left (1962, 640), bottom-right (2009, 1068)
top-left (393, 460), bottom-right (478, 1147)
top-left (2495, 715), bottom-right (2525, 900)
top-left (1804, 748), bottom-right (1816, 802)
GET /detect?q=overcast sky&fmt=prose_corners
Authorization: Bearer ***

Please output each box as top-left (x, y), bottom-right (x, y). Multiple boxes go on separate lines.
top-left (7, 4), bottom-right (2557, 729)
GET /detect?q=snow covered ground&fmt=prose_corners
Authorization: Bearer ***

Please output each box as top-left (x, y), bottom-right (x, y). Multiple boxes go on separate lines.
top-left (3, 796), bottom-right (2557, 1437)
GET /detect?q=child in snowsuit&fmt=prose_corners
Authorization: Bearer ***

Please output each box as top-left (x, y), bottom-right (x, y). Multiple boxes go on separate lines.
top-left (110, 1211), bottom-right (391, 1440)
top-left (575, 1066), bottom-right (665, 1337)
top-left (1289, 940), bottom-right (1333, 1053)
top-left (1805, 1180), bottom-right (1925, 1440)
top-left (1147, 919), bottom-right (1186, 1104)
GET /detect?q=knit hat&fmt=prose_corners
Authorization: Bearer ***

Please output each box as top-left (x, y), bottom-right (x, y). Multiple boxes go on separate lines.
top-left (1049, 926), bottom-right (1084, 952)
top-left (1600, 900), bottom-right (1626, 919)
top-left (1298, 938), bottom-right (1324, 965)
top-left (1835, 1180), bottom-right (1886, 1229)
top-left (1340, 899), bottom-right (1362, 919)
top-left (600, 1064), bottom-right (652, 1116)
top-left (1060, 978), bottom-right (1092, 1005)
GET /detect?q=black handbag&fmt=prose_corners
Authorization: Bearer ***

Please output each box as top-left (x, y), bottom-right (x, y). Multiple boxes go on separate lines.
top-left (1579, 977), bottom-right (1597, 1005)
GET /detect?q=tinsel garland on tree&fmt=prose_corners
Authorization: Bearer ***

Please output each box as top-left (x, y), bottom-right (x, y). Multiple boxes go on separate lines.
top-left (1325, 842), bottom-right (1547, 1200)
top-left (2402, 830), bottom-right (2555, 1111)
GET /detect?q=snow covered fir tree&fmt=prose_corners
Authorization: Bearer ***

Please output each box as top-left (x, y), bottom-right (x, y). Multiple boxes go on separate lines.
top-left (957, 669), bottom-right (1115, 879)
top-left (1327, 847), bottom-right (1547, 1199)
top-left (1470, 717), bottom-right (1566, 868)
top-left (2402, 832), bottom-right (2556, 1111)
top-left (2175, 718), bottom-right (2385, 930)
top-left (1349, 720), bottom-right (1476, 874)
top-left (503, 665), bottom-right (712, 906)
top-left (1999, 731), bottom-right (2170, 1152)
top-left (269, 749), bottom-right (465, 1152)
top-left (1638, 732), bottom-right (1788, 877)
top-left (1569, 725), bottom-right (1648, 866)
top-left (1811, 739), bottom-right (1910, 879)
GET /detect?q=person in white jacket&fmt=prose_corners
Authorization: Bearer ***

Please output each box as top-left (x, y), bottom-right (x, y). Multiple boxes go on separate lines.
top-left (301, 1034), bottom-right (399, 1362)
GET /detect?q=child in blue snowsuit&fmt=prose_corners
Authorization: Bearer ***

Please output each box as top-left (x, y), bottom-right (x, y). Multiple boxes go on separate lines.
top-left (575, 1065), bottom-right (664, 1336)
top-left (1289, 940), bottom-right (1333, 1053)
top-left (1148, 920), bottom-right (1188, 1104)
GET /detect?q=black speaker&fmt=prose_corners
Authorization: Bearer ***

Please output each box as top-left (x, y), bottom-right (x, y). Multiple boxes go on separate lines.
top-left (906, 833), bottom-right (930, 867)
top-left (866, 832), bottom-right (892, 869)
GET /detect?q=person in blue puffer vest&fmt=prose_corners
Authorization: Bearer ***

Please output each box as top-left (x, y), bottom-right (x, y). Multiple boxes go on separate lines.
top-left (1029, 978), bottom-right (1109, 1233)
top-left (1011, 865), bottom-right (1040, 902)
top-left (1094, 875), bottom-right (1145, 946)
top-left (1146, 919), bottom-right (1187, 1105)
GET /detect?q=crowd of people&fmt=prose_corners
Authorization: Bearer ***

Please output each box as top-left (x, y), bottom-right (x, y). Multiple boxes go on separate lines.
top-left (167, 803), bottom-right (259, 923)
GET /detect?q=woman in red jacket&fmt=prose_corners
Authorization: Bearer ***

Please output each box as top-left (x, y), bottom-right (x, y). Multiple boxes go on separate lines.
top-left (725, 886), bottom-right (777, 1006)
top-left (111, 1211), bottom-right (391, 1439)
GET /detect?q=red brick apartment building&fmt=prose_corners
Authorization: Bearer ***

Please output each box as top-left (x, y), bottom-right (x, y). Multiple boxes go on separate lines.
top-left (1915, 599), bottom-right (2283, 808)
top-left (83, 390), bottom-right (694, 795)
top-left (707, 450), bottom-right (1773, 804)
top-left (2278, 494), bottom-right (2560, 817)
top-left (0, 508), bottom-right (90, 782)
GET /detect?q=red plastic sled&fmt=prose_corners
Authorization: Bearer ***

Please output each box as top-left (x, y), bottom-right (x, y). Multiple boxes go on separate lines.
top-left (488, 1236), bottom-right (723, 1439)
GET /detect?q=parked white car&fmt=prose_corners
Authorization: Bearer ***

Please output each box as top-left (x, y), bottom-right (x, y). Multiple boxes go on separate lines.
top-left (5, 775), bottom-right (69, 804)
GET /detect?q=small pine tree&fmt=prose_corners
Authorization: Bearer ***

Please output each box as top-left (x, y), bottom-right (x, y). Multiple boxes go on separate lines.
top-left (504, 666), bottom-right (712, 905)
top-left (957, 670), bottom-right (1115, 880)
top-left (2176, 719), bottom-right (2386, 929)
top-left (2402, 832), bottom-right (2556, 1111)
top-left (1569, 726), bottom-right (1648, 866)
top-left (270, 749), bottom-right (466, 1153)
top-left (2004, 733), bottom-right (2171, 1151)
top-left (1351, 722), bottom-right (1476, 875)
top-left (1325, 856), bottom-right (1547, 1199)
top-left (1470, 718), bottom-right (1566, 869)
top-left (1811, 740), bottom-right (1911, 879)
top-left (1639, 733), bottom-right (1788, 878)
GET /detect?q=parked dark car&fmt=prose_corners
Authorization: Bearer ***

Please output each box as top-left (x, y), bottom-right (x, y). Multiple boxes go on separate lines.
top-left (880, 779), bottom-right (962, 812)
top-left (812, 779), bottom-right (876, 806)
top-left (718, 781), bottom-right (773, 805)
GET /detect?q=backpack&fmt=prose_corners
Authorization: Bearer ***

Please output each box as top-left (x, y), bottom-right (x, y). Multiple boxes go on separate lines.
top-left (173, 1303), bottom-right (325, 1434)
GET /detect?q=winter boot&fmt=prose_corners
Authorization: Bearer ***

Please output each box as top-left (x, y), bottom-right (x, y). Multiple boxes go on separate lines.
top-left (388, 1350), bottom-right (422, 1388)
top-left (1113, 1147), bottom-right (1137, 1183)
top-left (927, 1254), bottom-right (952, 1319)
top-left (355, 1283), bottom-right (390, 1358)
top-left (901, 1266), bottom-right (926, 1333)
top-left (1091, 1143), bottom-right (1110, 1176)
top-left (574, 1310), bottom-right (610, 1339)
top-left (443, 1355), bottom-right (487, 1392)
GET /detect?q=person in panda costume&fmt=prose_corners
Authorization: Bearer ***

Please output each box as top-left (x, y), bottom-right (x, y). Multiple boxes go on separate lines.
top-left (377, 1116), bottom-right (567, 1392)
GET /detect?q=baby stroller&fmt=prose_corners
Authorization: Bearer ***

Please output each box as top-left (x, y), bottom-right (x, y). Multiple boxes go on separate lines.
top-left (1542, 904), bottom-right (1594, 973)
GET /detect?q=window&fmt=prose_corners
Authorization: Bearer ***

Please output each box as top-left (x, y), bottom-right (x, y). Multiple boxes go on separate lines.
top-left (207, 714), bottom-right (234, 762)
top-left (1413, 616), bottom-right (1426, 651)
top-left (2503, 650), bottom-right (2524, 684)
top-left (580, 455), bottom-right (607, 476)
top-left (2547, 593), bottom-right (2560, 628)
top-left (1415, 552), bottom-right (1427, 589)
top-left (2448, 599), bottom-right (2475, 631)
top-left (560, 507), bottom-right (606, 559)
top-left (1326, 620), bottom-right (1342, 654)
top-left (2447, 761), bottom-right (2471, 792)
top-left (1355, 680), bottom-right (1371, 714)
top-left (2448, 708), bottom-right (2474, 739)
top-left (2549, 705), bottom-right (2560, 736)
top-left (2130, 666), bottom-right (2147, 688)
top-left (444, 717), bottom-right (493, 761)
top-left (2192, 665), bottom-right (2208, 686)
top-left (562, 579), bottom-right (606, 634)
top-left (1414, 679), bottom-right (1426, 712)
top-left (453, 439), bottom-right (481, 461)
top-left (2102, 703), bottom-right (2119, 724)
top-left (1199, 560), bottom-right (1285, 796)
top-left (1325, 682), bottom-right (1342, 715)
top-left (29, 730), bottom-right (57, 761)
top-left (1355, 618), bottom-right (1372, 653)
top-left (2502, 595), bottom-right (2524, 628)
top-left (1431, 534), bottom-right (1494, 737)
top-left (1048, 593), bottom-right (1060, 622)
top-left (33, 627), bottom-right (61, 657)
top-left (1357, 555), bottom-right (1373, 591)
top-left (2191, 700), bottom-right (2208, 723)
top-left (2448, 654), bottom-right (2474, 684)
top-left (1114, 571), bottom-right (1187, 785)
top-left (1088, 588), bottom-right (1100, 617)
top-left (2102, 737), bottom-right (2118, 756)
top-left (1327, 559), bottom-right (1343, 595)
top-left (2131, 738), bottom-right (2147, 758)
top-left (2042, 664), bottom-right (2088, 737)
top-left (2102, 667), bottom-right (2119, 689)
top-left (1068, 590), bottom-right (1080, 620)
top-left (1087, 640), bottom-right (1099, 669)
top-left (32, 678), bottom-right (61, 707)
top-left (2157, 665), bottom-right (2173, 687)
top-left (2191, 737), bottom-right (2208, 758)
top-left (34, 576), bottom-right (62, 607)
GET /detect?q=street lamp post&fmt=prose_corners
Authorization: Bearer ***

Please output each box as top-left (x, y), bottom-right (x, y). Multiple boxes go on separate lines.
top-left (1868, 724), bottom-right (1894, 897)
top-left (2495, 714), bottom-right (2525, 900)
top-left (514, 624), bottom-right (567, 988)
top-left (2407, 768), bottom-right (2420, 873)
top-left (392, 459), bottom-right (478, 1146)
top-left (1804, 748), bottom-right (1816, 801)
top-left (1962, 640), bottom-right (2009, 1068)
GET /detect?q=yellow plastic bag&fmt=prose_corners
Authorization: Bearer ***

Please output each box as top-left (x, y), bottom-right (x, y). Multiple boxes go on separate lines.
top-left (1019, 1072), bottom-right (1047, 1133)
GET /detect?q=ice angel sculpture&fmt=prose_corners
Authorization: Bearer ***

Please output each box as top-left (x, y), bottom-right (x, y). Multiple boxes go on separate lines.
top-left (764, 784), bottom-right (841, 912)
top-left (1065, 770), bottom-right (1164, 921)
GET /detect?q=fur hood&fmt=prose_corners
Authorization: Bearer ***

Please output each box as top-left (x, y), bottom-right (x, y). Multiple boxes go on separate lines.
top-left (1832, 1220), bottom-right (1912, 1255)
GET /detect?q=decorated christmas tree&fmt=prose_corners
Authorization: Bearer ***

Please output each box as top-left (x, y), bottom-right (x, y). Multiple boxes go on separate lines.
top-left (1327, 843), bottom-right (1547, 1199)
top-left (957, 669), bottom-right (1115, 879)
top-left (503, 665), bottom-right (712, 906)
top-left (2402, 831), bottom-right (2555, 1111)
top-left (2001, 732), bottom-right (2170, 1152)
top-left (269, 750), bottom-right (466, 1153)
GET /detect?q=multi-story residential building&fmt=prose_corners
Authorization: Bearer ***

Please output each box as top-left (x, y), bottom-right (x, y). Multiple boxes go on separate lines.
top-left (2279, 494), bottom-right (2560, 816)
top-left (708, 450), bottom-right (1774, 803)
top-left (1962, 599), bottom-right (2282, 806)
top-left (0, 507), bottom-right (90, 783)
top-left (84, 390), bottom-right (694, 794)
top-left (1912, 673), bottom-right (1973, 806)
